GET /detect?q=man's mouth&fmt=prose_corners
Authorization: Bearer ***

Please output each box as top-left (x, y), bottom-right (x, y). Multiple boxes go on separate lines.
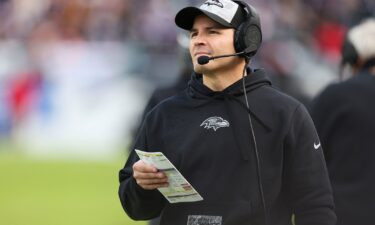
top-left (194, 52), bottom-right (210, 57)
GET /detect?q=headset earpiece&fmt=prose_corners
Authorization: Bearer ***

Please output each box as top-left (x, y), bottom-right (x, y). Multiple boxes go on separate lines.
top-left (233, 1), bottom-right (262, 57)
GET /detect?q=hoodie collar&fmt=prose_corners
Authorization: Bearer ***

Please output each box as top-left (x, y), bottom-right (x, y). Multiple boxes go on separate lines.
top-left (188, 68), bottom-right (271, 99)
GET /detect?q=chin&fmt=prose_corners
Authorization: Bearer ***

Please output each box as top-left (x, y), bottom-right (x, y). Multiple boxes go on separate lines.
top-left (193, 63), bottom-right (205, 74)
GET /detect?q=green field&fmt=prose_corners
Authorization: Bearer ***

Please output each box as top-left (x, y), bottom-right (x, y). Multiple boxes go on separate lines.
top-left (0, 148), bottom-right (146, 225)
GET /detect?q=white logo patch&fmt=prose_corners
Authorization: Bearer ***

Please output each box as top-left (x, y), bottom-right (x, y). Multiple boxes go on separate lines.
top-left (200, 116), bottom-right (230, 131)
top-left (187, 215), bottom-right (222, 225)
top-left (200, 0), bottom-right (238, 23)
top-left (203, 0), bottom-right (224, 8)
top-left (314, 142), bottom-right (321, 150)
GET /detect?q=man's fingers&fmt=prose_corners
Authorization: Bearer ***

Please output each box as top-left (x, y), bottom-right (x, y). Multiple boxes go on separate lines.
top-left (133, 160), bottom-right (158, 173)
top-left (132, 159), bottom-right (169, 190)
top-left (136, 178), bottom-right (169, 186)
top-left (139, 183), bottom-right (169, 190)
top-left (134, 171), bottom-right (166, 180)
top-left (135, 177), bottom-right (169, 190)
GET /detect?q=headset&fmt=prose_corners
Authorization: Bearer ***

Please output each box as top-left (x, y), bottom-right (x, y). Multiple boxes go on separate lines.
top-left (233, 0), bottom-right (262, 58)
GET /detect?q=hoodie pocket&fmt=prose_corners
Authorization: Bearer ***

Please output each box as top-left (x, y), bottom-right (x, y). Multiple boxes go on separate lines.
top-left (159, 201), bottom-right (252, 225)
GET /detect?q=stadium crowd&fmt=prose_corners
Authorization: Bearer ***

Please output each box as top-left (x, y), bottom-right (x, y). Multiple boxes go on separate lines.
top-left (0, 0), bottom-right (373, 148)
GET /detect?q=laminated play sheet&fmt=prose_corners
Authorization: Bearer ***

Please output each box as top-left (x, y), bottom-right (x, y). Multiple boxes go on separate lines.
top-left (135, 149), bottom-right (203, 203)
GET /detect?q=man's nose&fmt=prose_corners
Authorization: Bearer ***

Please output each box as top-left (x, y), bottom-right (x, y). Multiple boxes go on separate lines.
top-left (193, 33), bottom-right (207, 46)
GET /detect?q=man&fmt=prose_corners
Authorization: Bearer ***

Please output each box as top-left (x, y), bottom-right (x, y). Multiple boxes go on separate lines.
top-left (310, 18), bottom-right (375, 225)
top-left (119, 1), bottom-right (336, 224)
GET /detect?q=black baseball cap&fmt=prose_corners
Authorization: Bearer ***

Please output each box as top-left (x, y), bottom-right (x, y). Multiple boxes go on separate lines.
top-left (175, 0), bottom-right (246, 30)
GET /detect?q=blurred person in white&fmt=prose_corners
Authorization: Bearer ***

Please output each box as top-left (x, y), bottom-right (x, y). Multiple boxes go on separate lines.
top-left (118, 1), bottom-right (336, 225)
top-left (310, 18), bottom-right (375, 225)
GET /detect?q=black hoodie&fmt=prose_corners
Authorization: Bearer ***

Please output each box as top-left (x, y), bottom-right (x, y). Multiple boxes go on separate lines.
top-left (119, 69), bottom-right (336, 225)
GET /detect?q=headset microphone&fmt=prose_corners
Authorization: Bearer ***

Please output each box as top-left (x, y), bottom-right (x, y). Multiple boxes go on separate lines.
top-left (197, 52), bottom-right (245, 65)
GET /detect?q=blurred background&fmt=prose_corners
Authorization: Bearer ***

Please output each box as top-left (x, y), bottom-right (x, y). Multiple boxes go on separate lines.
top-left (0, 0), bottom-right (373, 224)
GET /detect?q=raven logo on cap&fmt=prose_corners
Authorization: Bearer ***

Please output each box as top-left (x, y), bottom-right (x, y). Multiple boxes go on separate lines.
top-left (203, 0), bottom-right (224, 8)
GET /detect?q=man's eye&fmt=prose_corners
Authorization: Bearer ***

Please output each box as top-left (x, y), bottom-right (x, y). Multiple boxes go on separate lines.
top-left (190, 32), bottom-right (197, 38)
top-left (209, 30), bottom-right (219, 34)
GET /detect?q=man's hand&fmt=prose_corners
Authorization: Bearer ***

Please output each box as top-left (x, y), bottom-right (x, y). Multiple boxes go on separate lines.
top-left (133, 160), bottom-right (169, 190)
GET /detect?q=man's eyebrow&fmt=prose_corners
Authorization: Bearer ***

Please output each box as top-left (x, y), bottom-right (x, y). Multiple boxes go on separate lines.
top-left (190, 28), bottom-right (198, 33)
top-left (207, 25), bottom-right (225, 30)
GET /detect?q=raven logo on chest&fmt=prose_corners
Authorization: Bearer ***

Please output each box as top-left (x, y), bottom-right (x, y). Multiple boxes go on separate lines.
top-left (200, 116), bottom-right (230, 131)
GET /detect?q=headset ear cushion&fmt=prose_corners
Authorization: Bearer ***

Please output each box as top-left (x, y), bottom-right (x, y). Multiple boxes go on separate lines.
top-left (234, 23), bottom-right (246, 53)
top-left (235, 22), bottom-right (262, 56)
top-left (233, 1), bottom-right (262, 57)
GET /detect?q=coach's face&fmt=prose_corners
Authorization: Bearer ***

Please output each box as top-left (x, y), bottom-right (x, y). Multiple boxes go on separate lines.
top-left (189, 14), bottom-right (238, 74)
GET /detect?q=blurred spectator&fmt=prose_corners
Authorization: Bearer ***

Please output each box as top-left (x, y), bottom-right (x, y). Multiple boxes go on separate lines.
top-left (132, 0), bottom-right (177, 45)
top-left (86, 0), bottom-right (134, 41)
top-left (0, 82), bottom-right (12, 138)
top-left (310, 18), bottom-right (375, 225)
top-left (7, 71), bottom-right (42, 127)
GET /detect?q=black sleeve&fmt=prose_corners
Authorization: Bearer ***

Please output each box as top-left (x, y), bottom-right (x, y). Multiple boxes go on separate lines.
top-left (309, 84), bottom-right (343, 164)
top-left (285, 104), bottom-right (336, 225)
top-left (118, 119), bottom-right (166, 220)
